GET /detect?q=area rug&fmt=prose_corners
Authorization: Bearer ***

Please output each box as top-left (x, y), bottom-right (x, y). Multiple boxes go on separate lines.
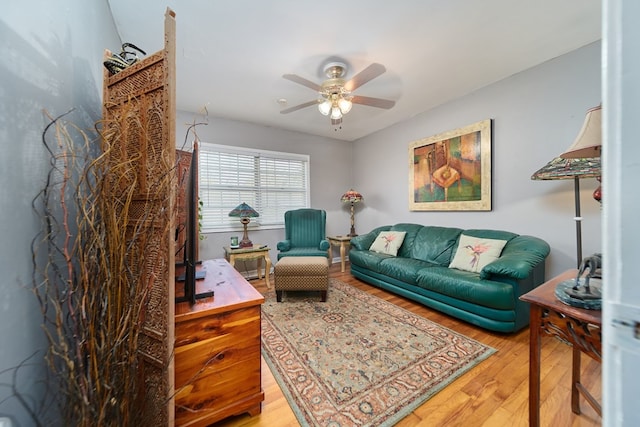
top-left (261, 279), bottom-right (496, 427)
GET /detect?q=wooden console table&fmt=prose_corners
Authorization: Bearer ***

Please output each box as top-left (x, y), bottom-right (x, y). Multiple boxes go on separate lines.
top-left (224, 244), bottom-right (272, 289)
top-left (327, 235), bottom-right (352, 272)
top-left (520, 269), bottom-right (602, 427)
top-left (175, 259), bottom-right (264, 426)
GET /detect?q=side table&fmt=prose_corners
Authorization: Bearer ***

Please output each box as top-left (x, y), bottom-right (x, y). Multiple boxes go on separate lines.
top-left (520, 269), bottom-right (602, 427)
top-left (327, 235), bottom-right (352, 272)
top-left (224, 244), bottom-right (272, 289)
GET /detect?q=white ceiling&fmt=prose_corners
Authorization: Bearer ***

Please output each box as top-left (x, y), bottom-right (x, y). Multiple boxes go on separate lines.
top-left (106, 0), bottom-right (601, 142)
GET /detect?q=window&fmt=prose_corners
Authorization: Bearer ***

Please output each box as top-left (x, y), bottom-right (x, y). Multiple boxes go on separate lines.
top-left (198, 143), bottom-right (310, 231)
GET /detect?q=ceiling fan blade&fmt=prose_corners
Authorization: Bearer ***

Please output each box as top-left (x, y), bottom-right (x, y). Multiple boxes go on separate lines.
top-left (282, 74), bottom-right (322, 92)
top-left (351, 95), bottom-right (395, 109)
top-left (280, 100), bottom-right (319, 114)
top-left (344, 63), bottom-right (387, 91)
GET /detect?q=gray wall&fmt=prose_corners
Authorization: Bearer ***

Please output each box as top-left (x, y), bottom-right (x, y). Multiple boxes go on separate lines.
top-left (175, 112), bottom-right (353, 265)
top-left (0, 1), bottom-right (120, 425)
top-left (352, 42), bottom-right (602, 278)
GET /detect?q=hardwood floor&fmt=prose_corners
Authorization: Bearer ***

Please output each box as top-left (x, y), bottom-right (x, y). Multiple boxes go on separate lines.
top-left (215, 263), bottom-right (602, 427)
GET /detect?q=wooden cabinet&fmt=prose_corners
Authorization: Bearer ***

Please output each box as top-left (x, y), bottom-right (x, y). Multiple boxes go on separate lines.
top-left (174, 258), bottom-right (264, 426)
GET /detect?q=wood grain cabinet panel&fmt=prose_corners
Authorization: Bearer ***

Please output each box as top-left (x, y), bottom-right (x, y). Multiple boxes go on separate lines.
top-left (175, 259), bottom-right (264, 426)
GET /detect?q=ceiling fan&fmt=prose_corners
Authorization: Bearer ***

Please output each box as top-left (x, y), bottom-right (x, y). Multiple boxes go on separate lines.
top-left (280, 61), bottom-right (395, 126)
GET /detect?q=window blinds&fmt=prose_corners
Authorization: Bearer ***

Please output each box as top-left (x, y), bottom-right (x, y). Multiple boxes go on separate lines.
top-left (198, 143), bottom-right (309, 231)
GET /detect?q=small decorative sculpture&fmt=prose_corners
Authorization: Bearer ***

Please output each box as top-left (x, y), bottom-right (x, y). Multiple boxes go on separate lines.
top-left (555, 253), bottom-right (602, 309)
top-left (566, 253), bottom-right (602, 300)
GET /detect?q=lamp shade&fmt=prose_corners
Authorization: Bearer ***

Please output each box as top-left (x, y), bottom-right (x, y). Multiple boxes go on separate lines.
top-left (338, 97), bottom-right (352, 114)
top-left (341, 189), bottom-right (363, 203)
top-left (560, 105), bottom-right (602, 159)
top-left (531, 157), bottom-right (601, 181)
top-left (318, 100), bottom-right (331, 116)
top-left (228, 202), bottom-right (259, 218)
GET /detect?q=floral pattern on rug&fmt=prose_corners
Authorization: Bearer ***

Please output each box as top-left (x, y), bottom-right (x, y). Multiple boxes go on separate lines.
top-left (261, 279), bottom-right (496, 427)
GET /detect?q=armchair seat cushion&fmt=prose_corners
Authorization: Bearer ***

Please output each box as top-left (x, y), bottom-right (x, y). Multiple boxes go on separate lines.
top-left (277, 247), bottom-right (329, 259)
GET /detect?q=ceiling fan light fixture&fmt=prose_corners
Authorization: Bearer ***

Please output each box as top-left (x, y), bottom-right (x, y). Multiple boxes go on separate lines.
top-left (338, 97), bottom-right (352, 114)
top-left (318, 100), bottom-right (331, 116)
top-left (281, 61), bottom-right (394, 129)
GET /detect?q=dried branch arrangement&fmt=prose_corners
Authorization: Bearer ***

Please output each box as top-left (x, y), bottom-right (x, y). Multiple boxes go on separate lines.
top-left (30, 107), bottom-right (174, 426)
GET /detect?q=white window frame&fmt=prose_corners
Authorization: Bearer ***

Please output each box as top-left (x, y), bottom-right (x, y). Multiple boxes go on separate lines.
top-left (198, 142), bottom-right (310, 232)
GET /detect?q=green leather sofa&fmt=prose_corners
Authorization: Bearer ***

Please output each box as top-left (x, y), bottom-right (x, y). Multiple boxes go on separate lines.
top-left (349, 223), bottom-right (550, 333)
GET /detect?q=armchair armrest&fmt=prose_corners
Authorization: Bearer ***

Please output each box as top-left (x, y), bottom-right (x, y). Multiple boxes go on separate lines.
top-left (480, 235), bottom-right (550, 280)
top-left (277, 240), bottom-right (291, 251)
top-left (319, 239), bottom-right (330, 251)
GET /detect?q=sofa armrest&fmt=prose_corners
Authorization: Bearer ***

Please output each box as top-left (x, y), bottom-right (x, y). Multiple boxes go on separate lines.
top-left (319, 239), bottom-right (330, 251)
top-left (277, 240), bottom-right (291, 251)
top-left (350, 226), bottom-right (391, 250)
top-left (480, 235), bottom-right (550, 280)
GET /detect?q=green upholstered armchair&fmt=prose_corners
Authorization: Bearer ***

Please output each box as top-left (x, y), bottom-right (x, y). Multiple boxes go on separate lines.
top-left (277, 208), bottom-right (330, 260)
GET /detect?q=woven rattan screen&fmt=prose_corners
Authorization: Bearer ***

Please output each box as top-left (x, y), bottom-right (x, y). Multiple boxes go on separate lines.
top-left (102, 8), bottom-right (176, 425)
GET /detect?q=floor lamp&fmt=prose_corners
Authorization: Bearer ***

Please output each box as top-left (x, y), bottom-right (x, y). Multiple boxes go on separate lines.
top-left (531, 105), bottom-right (602, 308)
top-left (341, 189), bottom-right (363, 237)
top-left (531, 156), bottom-right (601, 267)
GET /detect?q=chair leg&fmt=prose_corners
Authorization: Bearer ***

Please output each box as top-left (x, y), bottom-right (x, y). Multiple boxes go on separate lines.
top-left (320, 290), bottom-right (327, 302)
top-left (276, 290), bottom-right (283, 302)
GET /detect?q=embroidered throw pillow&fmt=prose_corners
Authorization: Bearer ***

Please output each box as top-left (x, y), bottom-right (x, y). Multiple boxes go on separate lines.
top-left (449, 234), bottom-right (508, 273)
top-left (369, 231), bottom-right (407, 256)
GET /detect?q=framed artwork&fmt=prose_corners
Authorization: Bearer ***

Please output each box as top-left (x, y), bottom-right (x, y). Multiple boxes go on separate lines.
top-left (409, 119), bottom-right (492, 211)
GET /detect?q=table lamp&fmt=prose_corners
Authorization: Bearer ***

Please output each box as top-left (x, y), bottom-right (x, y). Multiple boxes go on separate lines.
top-left (228, 202), bottom-right (259, 248)
top-left (341, 189), bottom-right (363, 237)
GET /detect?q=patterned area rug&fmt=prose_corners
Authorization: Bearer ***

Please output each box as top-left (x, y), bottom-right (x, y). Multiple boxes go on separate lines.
top-left (261, 279), bottom-right (496, 427)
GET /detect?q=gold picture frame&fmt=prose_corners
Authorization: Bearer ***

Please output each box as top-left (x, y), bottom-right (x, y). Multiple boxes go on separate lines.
top-left (409, 119), bottom-right (492, 211)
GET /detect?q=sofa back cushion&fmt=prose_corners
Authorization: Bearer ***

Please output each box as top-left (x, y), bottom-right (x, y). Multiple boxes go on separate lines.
top-left (389, 223), bottom-right (425, 258)
top-left (410, 226), bottom-right (463, 265)
top-left (462, 229), bottom-right (519, 241)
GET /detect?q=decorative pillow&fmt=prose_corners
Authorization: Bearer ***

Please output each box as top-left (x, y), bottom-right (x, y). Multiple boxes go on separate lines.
top-left (369, 231), bottom-right (407, 256)
top-left (449, 234), bottom-right (508, 273)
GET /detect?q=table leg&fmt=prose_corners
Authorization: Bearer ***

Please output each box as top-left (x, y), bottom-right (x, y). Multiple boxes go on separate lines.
top-left (339, 242), bottom-right (346, 273)
top-left (529, 305), bottom-right (542, 427)
top-left (264, 255), bottom-right (271, 289)
top-left (571, 346), bottom-right (581, 414)
top-left (257, 257), bottom-right (263, 280)
top-left (229, 254), bottom-right (236, 268)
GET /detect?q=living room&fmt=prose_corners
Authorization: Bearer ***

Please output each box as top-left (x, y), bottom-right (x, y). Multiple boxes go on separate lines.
top-left (1, 1), bottom-right (638, 426)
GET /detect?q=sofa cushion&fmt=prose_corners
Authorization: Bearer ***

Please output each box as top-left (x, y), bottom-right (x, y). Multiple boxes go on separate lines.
top-left (460, 229), bottom-right (518, 242)
top-left (449, 234), bottom-right (508, 273)
top-left (415, 266), bottom-right (515, 310)
top-left (369, 231), bottom-right (407, 256)
top-left (348, 249), bottom-right (391, 273)
top-left (378, 257), bottom-right (440, 284)
top-left (410, 226), bottom-right (462, 265)
top-left (389, 223), bottom-right (424, 258)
